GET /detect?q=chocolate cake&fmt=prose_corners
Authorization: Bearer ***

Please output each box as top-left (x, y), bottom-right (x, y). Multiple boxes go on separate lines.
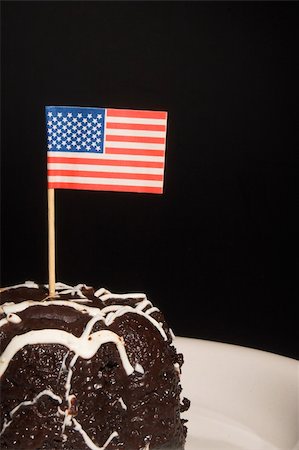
top-left (0, 281), bottom-right (190, 450)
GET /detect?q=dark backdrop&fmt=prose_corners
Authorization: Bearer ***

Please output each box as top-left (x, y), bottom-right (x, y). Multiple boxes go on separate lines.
top-left (1, 2), bottom-right (298, 359)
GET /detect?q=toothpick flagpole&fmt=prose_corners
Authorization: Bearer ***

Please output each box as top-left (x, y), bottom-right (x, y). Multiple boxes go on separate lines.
top-left (48, 187), bottom-right (56, 297)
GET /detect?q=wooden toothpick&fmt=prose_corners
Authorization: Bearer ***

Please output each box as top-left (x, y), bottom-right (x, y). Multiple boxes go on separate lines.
top-left (48, 188), bottom-right (56, 297)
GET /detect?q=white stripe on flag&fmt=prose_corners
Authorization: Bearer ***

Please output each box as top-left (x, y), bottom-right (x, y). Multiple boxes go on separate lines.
top-left (48, 176), bottom-right (162, 187)
top-left (105, 129), bottom-right (165, 138)
top-left (105, 117), bottom-right (166, 125)
top-left (48, 151), bottom-right (165, 163)
top-left (48, 163), bottom-right (164, 175)
top-left (104, 141), bottom-right (165, 150)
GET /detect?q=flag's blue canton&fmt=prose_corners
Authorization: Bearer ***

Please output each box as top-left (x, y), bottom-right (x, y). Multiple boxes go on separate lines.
top-left (46, 106), bottom-right (105, 153)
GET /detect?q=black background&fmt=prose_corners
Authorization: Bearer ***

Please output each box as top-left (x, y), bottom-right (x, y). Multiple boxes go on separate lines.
top-left (1, 2), bottom-right (298, 359)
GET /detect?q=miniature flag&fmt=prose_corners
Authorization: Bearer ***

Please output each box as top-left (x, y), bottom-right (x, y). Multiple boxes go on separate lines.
top-left (46, 106), bottom-right (167, 194)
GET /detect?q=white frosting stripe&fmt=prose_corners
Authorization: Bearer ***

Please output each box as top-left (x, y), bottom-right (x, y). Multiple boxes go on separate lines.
top-left (100, 293), bottom-right (146, 301)
top-left (0, 282), bottom-right (169, 450)
top-left (47, 282), bottom-right (92, 299)
top-left (145, 307), bottom-right (160, 315)
top-left (0, 283), bottom-right (162, 450)
top-left (10, 389), bottom-right (62, 417)
top-left (1, 300), bottom-right (102, 317)
top-left (135, 299), bottom-right (153, 311)
top-left (0, 281), bottom-right (39, 292)
top-left (58, 350), bottom-right (70, 381)
top-left (0, 418), bottom-right (11, 437)
top-left (72, 419), bottom-right (118, 450)
top-left (135, 363), bottom-right (145, 374)
top-left (93, 287), bottom-right (110, 298)
top-left (96, 288), bottom-right (146, 302)
top-left (118, 397), bottom-right (127, 410)
top-left (0, 314), bottom-right (22, 329)
top-left (1, 301), bottom-right (167, 341)
top-left (0, 329), bottom-right (134, 378)
top-left (64, 354), bottom-right (79, 401)
top-left (1, 389), bottom-right (119, 450)
top-left (105, 307), bottom-right (167, 341)
top-left (0, 389), bottom-right (62, 436)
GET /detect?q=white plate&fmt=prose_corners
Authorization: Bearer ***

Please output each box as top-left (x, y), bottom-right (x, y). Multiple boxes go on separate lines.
top-left (175, 337), bottom-right (299, 450)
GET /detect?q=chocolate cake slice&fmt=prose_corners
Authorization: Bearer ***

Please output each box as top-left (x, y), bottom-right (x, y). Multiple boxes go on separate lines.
top-left (0, 282), bottom-right (190, 450)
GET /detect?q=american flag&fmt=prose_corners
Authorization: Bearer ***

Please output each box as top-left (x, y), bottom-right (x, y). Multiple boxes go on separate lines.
top-left (46, 106), bottom-right (167, 194)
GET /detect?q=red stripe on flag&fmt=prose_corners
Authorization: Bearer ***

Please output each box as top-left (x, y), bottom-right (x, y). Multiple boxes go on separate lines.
top-left (48, 182), bottom-right (163, 194)
top-left (105, 135), bottom-right (165, 144)
top-left (47, 156), bottom-right (164, 168)
top-left (48, 170), bottom-right (163, 181)
top-left (105, 148), bottom-right (165, 157)
top-left (106, 109), bottom-right (167, 119)
top-left (106, 122), bottom-right (166, 132)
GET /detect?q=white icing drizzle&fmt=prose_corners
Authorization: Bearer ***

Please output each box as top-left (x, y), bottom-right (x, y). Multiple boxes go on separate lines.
top-left (0, 321), bottom-right (124, 449)
top-left (101, 304), bottom-right (129, 313)
top-left (0, 328), bottom-right (134, 378)
top-left (1, 298), bottom-right (167, 341)
top-left (59, 405), bottom-right (73, 435)
top-left (0, 314), bottom-right (22, 329)
top-left (0, 281), bottom-right (39, 292)
top-left (72, 419), bottom-right (118, 450)
top-left (0, 282), bottom-right (173, 449)
top-left (61, 315), bottom-right (109, 433)
top-left (118, 397), bottom-right (127, 410)
top-left (58, 350), bottom-right (70, 379)
top-left (64, 354), bottom-right (79, 401)
top-left (145, 306), bottom-right (160, 315)
top-left (93, 287), bottom-right (110, 298)
top-left (8, 313), bottom-right (22, 324)
top-left (0, 418), bottom-right (11, 437)
top-left (45, 282), bottom-right (92, 300)
top-left (10, 389), bottom-right (62, 416)
top-left (105, 306), bottom-right (167, 341)
top-left (96, 288), bottom-right (146, 302)
top-left (59, 409), bottom-right (119, 450)
top-left (60, 392), bottom-right (76, 435)
top-left (135, 363), bottom-right (145, 374)
top-left (2, 298), bottom-right (145, 319)
top-left (0, 389), bottom-right (62, 436)
top-left (0, 386), bottom-right (119, 450)
top-left (135, 299), bottom-right (153, 311)
top-left (1, 300), bottom-right (101, 317)
top-left (174, 362), bottom-right (180, 377)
